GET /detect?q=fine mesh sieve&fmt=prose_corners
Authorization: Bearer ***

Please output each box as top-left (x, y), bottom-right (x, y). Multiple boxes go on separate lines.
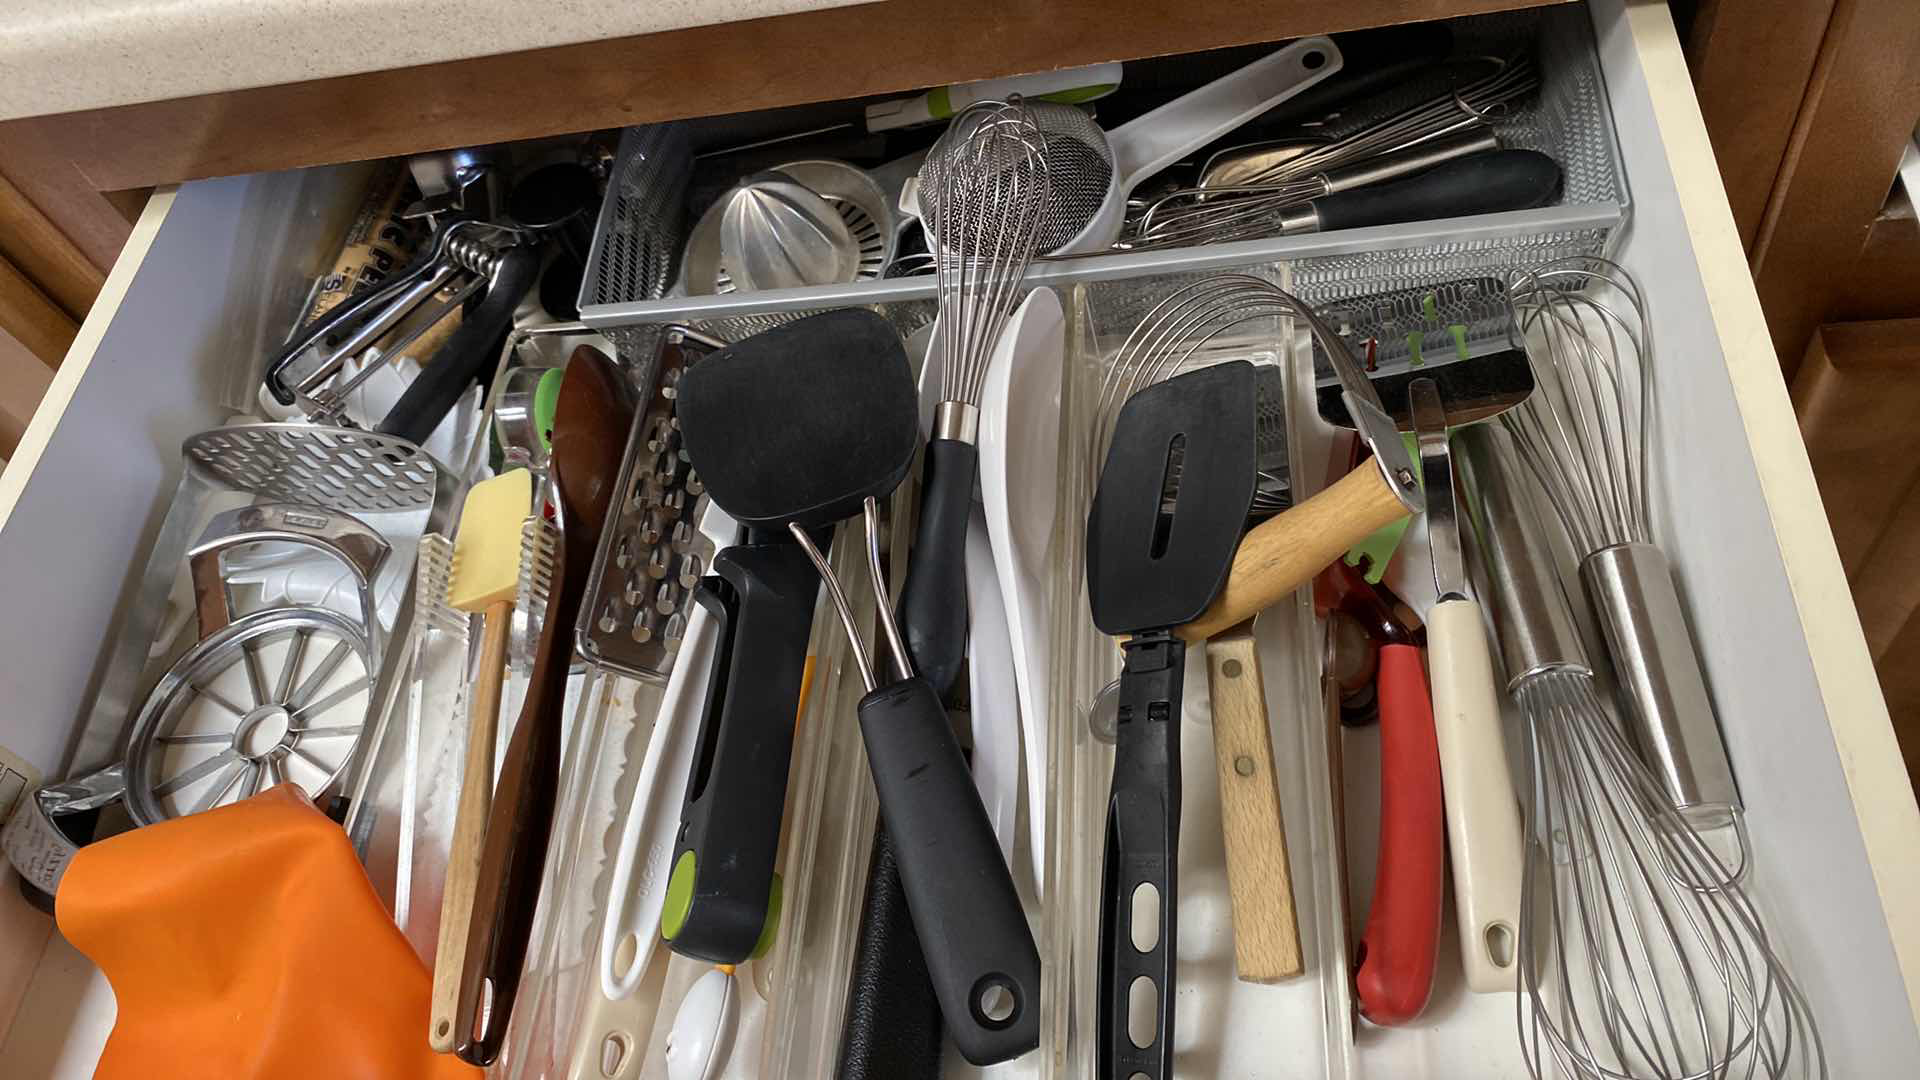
top-left (919, 38), bottom-right (1341, 258)
top-left (1023, 103), bottom-right (1116, 256)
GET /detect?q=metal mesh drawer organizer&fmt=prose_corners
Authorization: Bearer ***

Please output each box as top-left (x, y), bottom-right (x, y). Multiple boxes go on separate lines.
top-left (574, 6), bottom-right (1626, 345)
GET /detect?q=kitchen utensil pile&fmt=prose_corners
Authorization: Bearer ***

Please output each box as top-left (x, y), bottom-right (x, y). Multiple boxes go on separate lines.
top-left (3, 19), bottom-right (1840, 1080)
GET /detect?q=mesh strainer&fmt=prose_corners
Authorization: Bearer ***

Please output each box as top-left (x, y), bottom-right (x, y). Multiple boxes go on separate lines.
top-left (920, 37), bottom-right (1344, 257)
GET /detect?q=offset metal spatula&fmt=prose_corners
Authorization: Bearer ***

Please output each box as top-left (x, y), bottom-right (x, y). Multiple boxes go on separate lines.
top-left (1086, 361), bottom-right (1264, 1080)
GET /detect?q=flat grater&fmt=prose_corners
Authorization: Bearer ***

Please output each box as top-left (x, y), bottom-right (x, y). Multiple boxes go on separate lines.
top-left (576, 326), bottom-right (727, 683)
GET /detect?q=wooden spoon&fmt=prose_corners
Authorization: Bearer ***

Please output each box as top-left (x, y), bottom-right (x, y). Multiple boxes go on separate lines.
top-left (455, 345), bottom-right (634, 1065)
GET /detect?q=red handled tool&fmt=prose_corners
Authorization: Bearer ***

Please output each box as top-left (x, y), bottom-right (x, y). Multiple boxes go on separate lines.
top-left (1355, 643), bottom-right (1445, 1025)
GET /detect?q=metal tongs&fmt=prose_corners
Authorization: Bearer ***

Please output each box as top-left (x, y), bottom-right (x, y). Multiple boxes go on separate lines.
top-left (263, 218), bottom-right (530, 425)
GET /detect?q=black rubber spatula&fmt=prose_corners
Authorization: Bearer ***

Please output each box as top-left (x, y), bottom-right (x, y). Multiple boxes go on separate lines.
top-left (1086, 361), bottom-right (1262, 1080)
top-left (665, 309), bottom-right (919, 965)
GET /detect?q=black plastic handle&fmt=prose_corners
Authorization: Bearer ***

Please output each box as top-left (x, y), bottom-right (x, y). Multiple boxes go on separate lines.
top-left (897, 437), bottom-right (977, 697)
top-left (1308, 149), bottom-right (1562, 233)
top-left (1099, 633), bottom-right (1185, 1080)
top-left (662, 538), bottom-right (817, 964)
top-left (858, 676), bottom-right (1039, 1066)
top-left (377, 244), bottom-right (541, 444)
top-left (834, 822), bottom-right (945, 1080)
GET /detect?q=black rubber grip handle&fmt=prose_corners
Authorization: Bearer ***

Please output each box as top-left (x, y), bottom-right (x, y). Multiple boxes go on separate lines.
top-left (377, 245), bottom-right (541, 444)
top-left (1099, 635), bottom-right (1184, 1080)
top-left (1308, 149), bottom-right (1562, 233)
top-left (858, 676), bottom-right (1039, 1066)
top-left (897, 437), bottom-right (976, 698)
top-left (664, 540), bottom-right (817, 964)
top-left (834, 822), bottom-right (944, 1080)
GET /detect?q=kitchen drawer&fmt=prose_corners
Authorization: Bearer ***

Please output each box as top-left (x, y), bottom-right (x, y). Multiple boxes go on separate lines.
top-left (2, 1), bottom-right (1917, 1077)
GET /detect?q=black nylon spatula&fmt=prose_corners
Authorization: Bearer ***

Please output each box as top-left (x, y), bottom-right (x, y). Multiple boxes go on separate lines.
top-left (666, 310), bottom-right (918, 964)
top-left (1086, 361), bottom-right (1261, 1080)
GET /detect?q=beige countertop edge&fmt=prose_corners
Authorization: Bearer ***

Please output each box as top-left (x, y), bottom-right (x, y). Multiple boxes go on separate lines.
top-left (0, 0), bottom-right (876, 121)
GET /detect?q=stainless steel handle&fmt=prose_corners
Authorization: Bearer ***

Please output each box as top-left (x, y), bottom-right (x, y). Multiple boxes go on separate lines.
top-left (1320, 127), bottom-right (1501, 196)
top-left (1579, 542), bottom-right (1742, 825)
top-left (1453, 425), bottom-right (1588, 685)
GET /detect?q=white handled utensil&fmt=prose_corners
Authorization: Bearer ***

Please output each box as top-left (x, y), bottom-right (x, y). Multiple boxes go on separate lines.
top-left (1410, 377), bottom-right (1522, 991)
top-left (965, 501), bottom-right (1021, 864)
top-left (978, 287), bottom-right (1065, 887)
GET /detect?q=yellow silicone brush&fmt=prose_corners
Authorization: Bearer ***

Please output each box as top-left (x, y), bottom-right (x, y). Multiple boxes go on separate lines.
top-left (430, 467), bottom-right (536, 1052)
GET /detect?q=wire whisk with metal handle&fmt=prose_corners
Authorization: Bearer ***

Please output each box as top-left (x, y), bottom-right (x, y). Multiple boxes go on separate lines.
top-left (918, 97), bottom-right (1051, 427)
top-left (1517, 670), bottom-right (1826, 1080)
top-left (1498, 256), bottom-right (1743, 833)
top-left (894, 98), bottom-right (1050, 695)
top-left (1454, 424), bottom-right (1825, 1080)
top-left (1499, 255), bottom-right (1650, 552)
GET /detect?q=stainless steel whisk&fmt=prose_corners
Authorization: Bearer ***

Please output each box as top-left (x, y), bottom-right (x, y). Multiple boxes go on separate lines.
top-left (1455, 424), bottom-right (1826, 1080)
top-left (1498, 256), bottom-right (1744, 834)
top-left (896, 98), bottom-right (1050, 695)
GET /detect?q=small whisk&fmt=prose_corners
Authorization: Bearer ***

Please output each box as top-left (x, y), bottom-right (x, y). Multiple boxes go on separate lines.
top-left (1455, 423), bottom-right (1825, 1080)
top-left (896, 98), bottom-right (1050, 694)
top-left (916, 98), bottom-right (1051, 437)
top-left (1499, 256), bottom-right (1743, 833)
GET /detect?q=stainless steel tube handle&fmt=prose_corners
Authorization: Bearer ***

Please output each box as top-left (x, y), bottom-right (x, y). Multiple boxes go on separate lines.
top-left (1579, 542), bottom-right (1742, 826)
top-left (1453, 425), bottom-right (1588, 685)
top-left (1318, 127), bottom-right (1502, 196)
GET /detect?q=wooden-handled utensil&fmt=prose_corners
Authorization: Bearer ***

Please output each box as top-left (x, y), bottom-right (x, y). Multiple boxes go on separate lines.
top-left (1145, 279), bottom-right (1423, 644)
top-left (430, 467), bottom-right (538, 1052)
top-left (455, 346), bottom-right (634, 1066)
top-left (1204, 621), bottom-right (1303, 982)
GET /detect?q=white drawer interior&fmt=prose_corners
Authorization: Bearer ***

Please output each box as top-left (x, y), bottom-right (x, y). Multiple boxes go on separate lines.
top-left (1, 0), bottom-right (1914, 1075)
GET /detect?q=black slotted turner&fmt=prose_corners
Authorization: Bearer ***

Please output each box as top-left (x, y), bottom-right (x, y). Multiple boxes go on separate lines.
top-left (1086, 360), bottom-right (1263, 1080)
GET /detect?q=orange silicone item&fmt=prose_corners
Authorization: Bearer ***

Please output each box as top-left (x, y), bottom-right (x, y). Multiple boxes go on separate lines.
top-left (56, 784), bottom-right (481, 1080)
